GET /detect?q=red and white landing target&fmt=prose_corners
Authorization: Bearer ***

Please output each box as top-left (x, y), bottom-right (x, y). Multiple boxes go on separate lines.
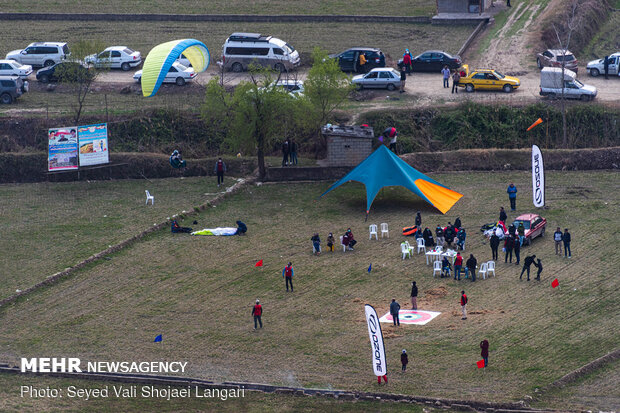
top-left (379, 310), bottom-right (441, 325)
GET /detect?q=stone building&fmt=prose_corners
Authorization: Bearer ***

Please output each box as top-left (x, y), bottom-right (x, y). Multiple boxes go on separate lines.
top-left (322, 124), bottom-right (374, 167)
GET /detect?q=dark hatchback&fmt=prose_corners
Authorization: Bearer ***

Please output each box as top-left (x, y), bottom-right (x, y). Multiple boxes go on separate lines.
top-left (398, 50), bottom-right (462, 72)
top-left (329, 47), bottom-right (385, 73)
top-left (36, 61), bottom-right (92, 83)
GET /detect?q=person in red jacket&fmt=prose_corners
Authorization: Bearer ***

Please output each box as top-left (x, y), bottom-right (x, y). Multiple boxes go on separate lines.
top-left (214, 157), bottom-right (227, 187)
top-left (252, 299), bottom-right (263, 330)
top-left (454, 252), bottom-right (463, 280)
top-left (460, 290), bottom-right (468, 320)
top-left (480, 339), bottom-right (489, 367)
top-left (282, 262), bottom-right (294, 292)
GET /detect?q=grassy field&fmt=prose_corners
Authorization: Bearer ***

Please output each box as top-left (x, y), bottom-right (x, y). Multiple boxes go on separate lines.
top-left (0, 373), bottom-right (433, 413)
top-left (0, 170), bottom-right (618, 410)
top-left (0, 0), bottom-right (437, 16)
top-left (581, 10), bottom-right (620, 60)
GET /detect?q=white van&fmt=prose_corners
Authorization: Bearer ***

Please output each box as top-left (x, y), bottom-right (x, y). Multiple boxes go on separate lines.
top-left (539, 67), bottom-right (597, 101)
top-left (220, 33), bottom-right (300, 72)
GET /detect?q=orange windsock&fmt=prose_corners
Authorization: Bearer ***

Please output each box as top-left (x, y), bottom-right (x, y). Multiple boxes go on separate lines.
top-left (527, 118), bottom-right (543, 131)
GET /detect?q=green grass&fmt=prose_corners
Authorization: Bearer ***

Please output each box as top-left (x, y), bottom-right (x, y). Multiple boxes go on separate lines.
top-left (0, 0), bottom-right (437, 16)
top-left (0, 170), bottom-right (618, 410)
top-left (581, 11), bottom-right (620, 60)
top-left (0, 373), bottom-right (434, 412)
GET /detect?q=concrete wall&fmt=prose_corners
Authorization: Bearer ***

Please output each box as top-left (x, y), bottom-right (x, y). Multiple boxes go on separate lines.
top-left (326, 136), bottom-right (372, 166)
top-left (264, 166), bottom-right (352, 182)
top-left (437, 0), bottom-right (488, 14)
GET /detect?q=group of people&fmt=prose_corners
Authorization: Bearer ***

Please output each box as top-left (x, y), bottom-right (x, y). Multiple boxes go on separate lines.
top-left (310, 228), bottom-right (356, 253)
top-left (441, 65), bottom-right (468, 94)
top-left (281, 138), bottom-right (298, 167)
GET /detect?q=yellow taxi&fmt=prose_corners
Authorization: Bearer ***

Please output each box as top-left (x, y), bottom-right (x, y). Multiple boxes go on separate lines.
top-left (458, 65), bottom-right (521, 93)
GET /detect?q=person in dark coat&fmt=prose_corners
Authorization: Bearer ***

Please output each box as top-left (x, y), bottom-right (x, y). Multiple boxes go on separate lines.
top-left (390, 299), bottom-right (401, 326)
top-left (445, 223), bottom-right (455, 247)
top-left (441, 256), bottom-right (452, 278)
top-left (563, 228), bottom-right (572, 258)
top-left (415, 211), bottom-right (422, 227)
top-left (490, 233), bottom-right (500, 260)
top-left (401, 349), bottom-right (409, 371)
top-left (252, 299), bottom-right (263, 329)
top-left (290, 138), bottom-right (298, 165)
top-left (343, 228), bottom-right (356, 250)
top-left (480, 339), bottom-right (489, 367)
top-left (520, 255), bottom-right (536, 281)
top-left (604, 55), bottom-right (610, 79)
top-left (513, 236), bottom-right (521, 265)
top-left (236, 220), bottom-right (247, 235)
top-left (422, 227), bottom-right (435, 247)
top-left (281, 139), bottom-right (290, 166)
top-left (410, 281), bottom-right (418, 310)
top-left (214, 157), bottom-right (227, 187)
top-left (456, 228), bottom-right (466, 251)
top-left (454, 217), bottom-right (462, 229)
top-left (311, 233), bottom-right (321, 255)
top-left (379, 51), bottom-right (386, 67)
top-left (508, 224), bottom-right (516, 237)
top-left (499, 207), bottom-right (507, 223)
top-left (466, 254), bottom-right (477, 282)
top-left (535, 258), bottom-right (543, 280)
top-left (504, 236), bottom-right (515, 263)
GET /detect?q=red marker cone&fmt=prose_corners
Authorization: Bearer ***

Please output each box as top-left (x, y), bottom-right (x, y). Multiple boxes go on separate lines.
top-left (477, 360), bottom-right (485, 369)
top-left (551, 278), bottom-right (559, 288)
top-left (255, 259), bottom-right (263, 267)
top-left (527, 118), bottom-right (543, 131)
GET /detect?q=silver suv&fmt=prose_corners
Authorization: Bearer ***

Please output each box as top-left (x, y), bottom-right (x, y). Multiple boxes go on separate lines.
top-left (6, 42), bottom-right (70, 68)
top-left (536, 49), bottom-right (578, 73)
top-left (0, 75), bottom-right (29, 104)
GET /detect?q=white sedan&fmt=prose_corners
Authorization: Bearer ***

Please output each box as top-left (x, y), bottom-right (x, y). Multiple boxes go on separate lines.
top-left (133, 61), bottom-right (196, 86)
top-left (0, 59), bottom-right (33, 79)
top-left (352, 68), bottom-right (401, 90)
top-left (85, 46), bottom-right (142, 71)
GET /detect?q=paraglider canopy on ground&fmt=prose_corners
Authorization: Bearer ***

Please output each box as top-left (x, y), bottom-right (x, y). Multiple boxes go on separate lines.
top-left (320, 145), bottom-right (462, 214)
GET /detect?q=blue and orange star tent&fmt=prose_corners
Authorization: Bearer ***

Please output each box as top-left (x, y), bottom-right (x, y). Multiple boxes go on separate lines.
top-left (320, 145), bottom-right (462, 215)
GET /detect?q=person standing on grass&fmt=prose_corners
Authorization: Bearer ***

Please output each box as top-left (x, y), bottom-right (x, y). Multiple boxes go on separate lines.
top-left (520, 254), bottom-right (536, 281)
top-left (252, 299), bottom-right (263, 330)
top-left (466, 254), bottom-right (477, 282)
top-left (460, 291), bottom-right (468, 320)
top-left (563, 228), bottom-right (572, 258)
top-left (282, 262), bottom-right (294, 292)
top-left (504, 235), bottom-right (515, 263)
top-left (289, 139), bottom-right (298, 166)
top-left (401, 349), bottom-right (409, 371)
top-left (454, 252), bottom-right (463, 280)
top-left (490, 232), bottom-right (500, 261)
top-left (480, 339), bottom-right (489, 367)
top-left (415, 211), bottom-right (422, 227)
top-left (507, 183), bottom-right (518, 211)
top-left (554, 227), bottom-right (563, 255)
top-left (441, 65), bottom-right (450, 88)
top-left (535, 258), bottom-right (543, 280)
top-left (513, 236), bottom-right (521, 265)
top-left (499, 206), bottom-right (507, 223)
top-left (410, 281), bottom-right (418, 310)
top-left (604, 55), bottom-right (610, 79)
top-left (390, 298), bottom-right (401, 326)
top-left (451, 69), bottom-right (460, 94)
top-left (281, 139), bottom-right (290, 167)
top-left (400, 65), bottom-right (407, 94)
top-left (214, 157), bottom-right (227, 187)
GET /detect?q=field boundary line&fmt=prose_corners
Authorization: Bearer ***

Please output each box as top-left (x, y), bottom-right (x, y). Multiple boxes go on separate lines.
top-left (0, 175), bottom-right (255, 309)
top-left (0, 13), bottom-right (430, 23)
top-left (543, 348), bottom-right (620, 390)
top-left (0, 366), bottom-right (564, 412)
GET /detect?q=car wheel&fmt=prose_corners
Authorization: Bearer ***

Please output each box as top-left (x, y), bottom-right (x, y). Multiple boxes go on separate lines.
top-left (547, 92), bottom-right (556, 100)
top-left (0, 93), bottom-right (13, 104)
top-left (274, 63), bottom-right (286, 73)
top-left (503, 84), bottom-right (513, 93)
top-left (387, 83), bottom-right (396, 91)
top-left (121, 62), bottom-right (130, 71)
top-left (175, 77), bottom-right (186, 86)
top-left (541, 227), bottom-right (545, 237)
top-left (590, 68), bottom-right (599, 77)
top-left (40, 74), bottom-right (50, 83)
top-left (525, 237), bottom-right (531, 246)
top-left (465, 83), bottom-right (474, 93)
top-left (231, 63), bottom-right (243, 73)
top-left (537, 58), bottom-right (543, 69)
top-left (44, 60), bottom-right (55, 67)
top-left (580, 94), bottom-right (590, 102)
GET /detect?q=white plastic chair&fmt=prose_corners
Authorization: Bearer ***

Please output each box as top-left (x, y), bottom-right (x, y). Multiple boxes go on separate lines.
top-left (369, 224), bottom-right (378, 240)
top-left (478, 262), bottom-right (488, 280)
top-left (404, 241), bottom-right (415, 255)
top-left (433, 260), bottom-right (442, 277)
top-left (416, 238), bottom-right (426, 254)
top-left (486, 261), bottom-right (496, 277)
top-left (145, 190), bottom-right (154, 205)
top-left (380, 223), bottom-right (389, 238)
top-left (401, 243), bottom-right (411, 260)
top-left (339, 236), bottom-right (347, 252)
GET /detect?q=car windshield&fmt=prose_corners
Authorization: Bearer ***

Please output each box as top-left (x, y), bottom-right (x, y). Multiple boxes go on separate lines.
top-left (573, 79), bottom-right (584, 87)
top-left (174, 63), bottom-right (188, 71)
top-left (284, 43), bottom-right (295, 54)
top-left (123, 48), bottom-right (135, 55)
top-left (512, 220), bottom-right (530, 230)
top-left (557, 54), bottom-right (575, 62)
top-left (494, 71), bottom-right (505, 79)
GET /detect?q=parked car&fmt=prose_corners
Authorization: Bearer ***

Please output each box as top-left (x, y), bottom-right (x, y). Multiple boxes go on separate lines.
top-left (329, 47), bottom-right (384, 73)
top-left (0, 75), bottom-right (29, 104)
top-left (219, 32), bottom-right (300, 73)
top-left (539, 67), bottom-right (596, 101)
top-left (536, 49), bottom-right (578, 73)
top-left (84, 46), bottom-right (142, 71)
top-left (352, 67), bottom-right (401, 90)
top-left (36, 61), bottom-right (92, 83)
top-left (586, 52), bottom-right (620, 77)
top-left (458, 67), bottom-right (520, 93)
top-left (512, 214), bottom-right (547, 246)
top-left (275, 79), bottom-right (304, 96)
top-left (133, 61), bottom-right (196, 86)
top-left (0, 60), bottom-right (33, 79)
top-left (6, 42), bottom-right (70, 68)
top-left (397, 50), bottom-right (462, 72)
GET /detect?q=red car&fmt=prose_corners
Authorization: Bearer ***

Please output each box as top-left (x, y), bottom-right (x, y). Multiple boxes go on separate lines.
top-left (512, 214), bottom-right (547, 246)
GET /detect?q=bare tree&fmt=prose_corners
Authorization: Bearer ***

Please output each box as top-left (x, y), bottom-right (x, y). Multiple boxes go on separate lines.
top-left (552, 1), bottom-right (580, 148)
